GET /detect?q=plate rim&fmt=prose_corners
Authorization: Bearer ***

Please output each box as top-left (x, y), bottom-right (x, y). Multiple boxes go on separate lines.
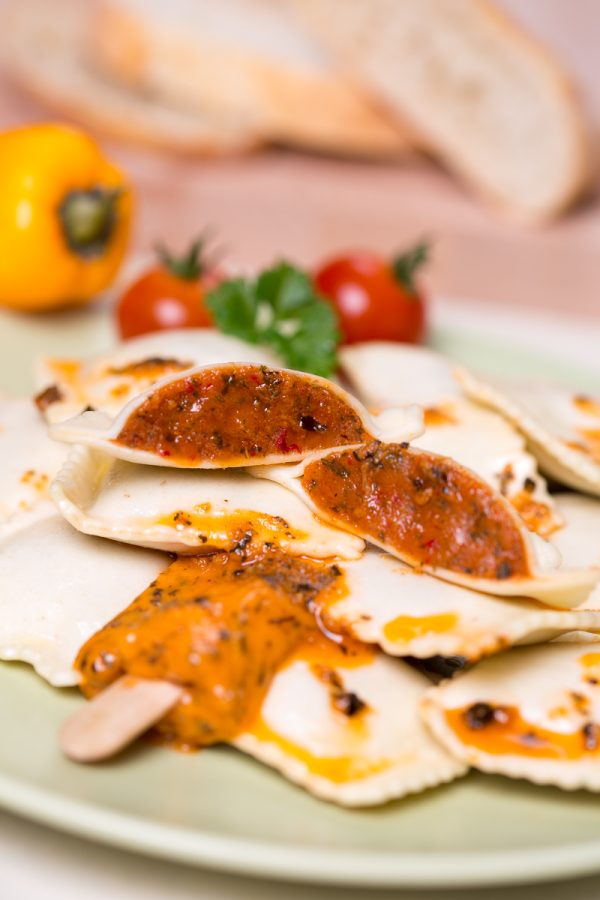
top-left (2, 766), bottom-right (600, 889)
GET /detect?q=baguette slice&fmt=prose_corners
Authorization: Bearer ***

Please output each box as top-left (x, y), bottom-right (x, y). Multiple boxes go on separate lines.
top-left (91, 0), bottom-right (415, 159)
top-left (296, 0), bottom-right (591, 221)
top-left (2, 0), bottom-right (260, 155)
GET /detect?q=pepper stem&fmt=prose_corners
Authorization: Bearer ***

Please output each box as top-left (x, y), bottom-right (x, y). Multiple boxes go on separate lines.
top-left (391, 240), bottom-right (430, 294)
top-left (59, 187), bottom-right (122, 258)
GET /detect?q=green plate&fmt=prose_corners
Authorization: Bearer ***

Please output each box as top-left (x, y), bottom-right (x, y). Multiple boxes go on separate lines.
top-left (1, 304), bottom-right (600, 890)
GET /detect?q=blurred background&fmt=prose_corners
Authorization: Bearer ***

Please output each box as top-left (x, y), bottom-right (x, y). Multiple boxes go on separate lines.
top-left (0, 0), bottom-right (598, 317)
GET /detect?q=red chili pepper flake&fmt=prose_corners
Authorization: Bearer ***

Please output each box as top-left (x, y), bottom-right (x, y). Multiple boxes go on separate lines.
top-left (275, 429), bottom-right (301, 454)
top-left (159, 448), bottom-right (171, 457)
top-left (183, 378), bottom-right (196, 394)
top-left (248, 372), bottom-right (263, 385)
top-left (421, 538), bottom-right (437, 551)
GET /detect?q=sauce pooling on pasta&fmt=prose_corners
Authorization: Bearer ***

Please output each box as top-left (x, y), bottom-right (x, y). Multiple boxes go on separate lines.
top-left (76, 548), bottom-right (368, 749)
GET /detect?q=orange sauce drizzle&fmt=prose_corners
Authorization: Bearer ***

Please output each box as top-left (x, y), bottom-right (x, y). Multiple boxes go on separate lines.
top-left (245, 639), bottom-right (382, 784)
top-left (564, 440), bottom-right (589, 455)
top-left (564, 432), bottom-right (600, 465)
top-left (19, 469), bottom-right (50, 494)
top-left (152, 506), bottom-right (308, 552)
top-left (248, 717), bottom-right (388, 783)
top-left (580, 653), bottom-right (600, 686)
top-left (579, 429), bottom-right (600, 465)
top-left (446, 705), bottom-right (600, 760)
top-left (109, 383), bottom-right (131, 399)
top-left (423, 406), bottom-right (458, 427)
top-left (383, 613), bottom-right (457, 644)
top-left (573, 395), bottom-right (600, 419)
top-left (48, 359), bottom-right (81, 386)
top-left (509, 491), bottom-right (559, 537)
top-left (580, 653), bottom-right (600, 668)
top-left (76, 549), bottom-right (370, 751)
top-left (285, 632), bottom-right (374, 672)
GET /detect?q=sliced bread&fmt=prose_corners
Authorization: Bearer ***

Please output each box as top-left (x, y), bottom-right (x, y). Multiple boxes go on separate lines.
top-left (296, 0), bottom-right (591, 221)
top-left (91, 0), bottom-right (415, 158)
top-left (2, 0), bottom-right (261, 155)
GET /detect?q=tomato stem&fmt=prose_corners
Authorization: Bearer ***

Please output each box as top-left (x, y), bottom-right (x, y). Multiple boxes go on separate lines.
top-left (157, 236), bottom-right (212, 281)
top-left (391, 240), bottom-right (430, 294)
top-left (58, 187), bottom-right (122, 258)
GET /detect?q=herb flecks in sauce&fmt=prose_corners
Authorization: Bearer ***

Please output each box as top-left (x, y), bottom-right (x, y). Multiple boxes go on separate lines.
top-left (301, 441), bottom-right (531, 580)
top-left (76, 549), bottom-right (367, 750)
top-left (153, 507), bottom-right (306, 554)
top-left (114, 364), bottom-right (370, 465)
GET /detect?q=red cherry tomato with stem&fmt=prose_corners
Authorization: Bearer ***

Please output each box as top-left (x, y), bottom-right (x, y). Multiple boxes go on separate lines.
top-left (116, 238), bottom-right (222, 339)
top-left (314, 241), bottom-right (428, 345)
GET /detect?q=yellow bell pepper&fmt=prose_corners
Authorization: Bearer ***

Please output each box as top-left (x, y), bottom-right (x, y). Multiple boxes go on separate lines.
top-left (0, 123), bottom-right (132, 312)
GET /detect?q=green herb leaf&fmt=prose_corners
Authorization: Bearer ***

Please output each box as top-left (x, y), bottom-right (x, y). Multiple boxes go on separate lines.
top-left (206, 261), bottom-right (340, 377)
top-left (206, 277), bottom-right (260, 342)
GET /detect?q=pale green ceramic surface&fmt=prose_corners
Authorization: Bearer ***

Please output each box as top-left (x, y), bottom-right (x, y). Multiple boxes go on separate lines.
top-left (1, 305), bottom-right (600, 889)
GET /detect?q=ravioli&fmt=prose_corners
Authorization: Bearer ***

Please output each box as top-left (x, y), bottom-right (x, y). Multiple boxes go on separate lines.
top-left (52, 445), bottom-right (364, 559)
top-left (0, 398), bottom-right (67, 537)
top-left (551, 494), bottom-right (600, 613)
top-left (341, 343), bottom-right (560, 535)
top-left (327, 550), bottom-right (600, 661)
top-left (422, 643), bottom-right (600, 791)
top-left (252, 445), bottom-right (598, 607)
top-left (457, 369), bottom-right (600, 496)
top-left (0, 514), bottom-right (166, 685)
top-left (34, 328), bottom-right (284, 424)
top-left (49, 364), bottom-right (423, 468)
top-left (236, 651), bottom-right (466, 806)
top-left (71, 546), bottom-right (465, 804)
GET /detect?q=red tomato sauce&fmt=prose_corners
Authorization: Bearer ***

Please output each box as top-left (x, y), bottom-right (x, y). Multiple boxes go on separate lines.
top-left (114, 364), bottom-right (370, 465)
top-left (301, 441), bottom-right (531, 580)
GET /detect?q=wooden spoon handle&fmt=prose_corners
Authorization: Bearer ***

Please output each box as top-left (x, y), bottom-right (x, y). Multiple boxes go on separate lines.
top-left (60, 675), bottom-right (183, 763)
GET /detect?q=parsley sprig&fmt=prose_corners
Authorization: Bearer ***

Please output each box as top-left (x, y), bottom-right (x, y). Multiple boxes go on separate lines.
top-left (205, 262), bottom-right (340, 378)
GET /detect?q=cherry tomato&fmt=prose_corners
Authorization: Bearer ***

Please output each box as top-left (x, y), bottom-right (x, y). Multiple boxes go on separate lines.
top-left (314, 242), bottom-right (428, 345)
top-left (116, 238), bottom-right (221, 339)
